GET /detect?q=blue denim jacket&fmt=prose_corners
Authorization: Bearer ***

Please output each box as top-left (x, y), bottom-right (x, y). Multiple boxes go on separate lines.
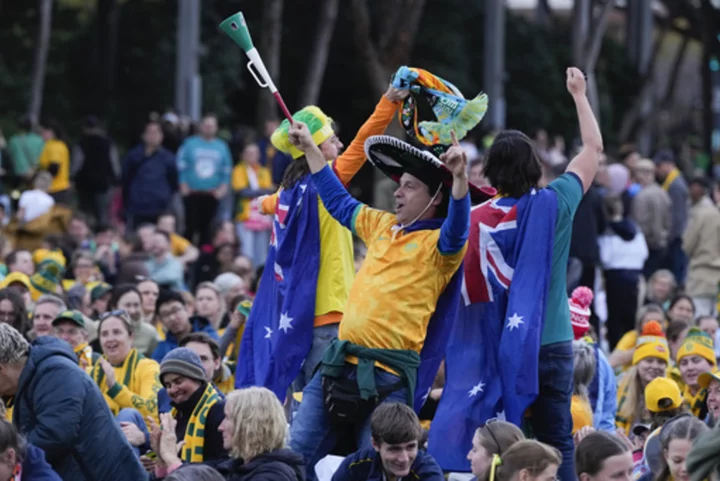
top-left (593, 349), bottom-right (618, 432)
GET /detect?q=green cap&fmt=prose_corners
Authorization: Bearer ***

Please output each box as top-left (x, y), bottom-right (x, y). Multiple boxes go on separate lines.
top-left (91, 283), bottom-right (113, 303)
top-left (52, 310), bottom-right (86, 329)
top-left (219, 12), bottom-right (254, 52)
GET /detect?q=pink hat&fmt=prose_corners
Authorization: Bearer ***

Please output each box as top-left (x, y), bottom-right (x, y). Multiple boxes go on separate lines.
top-left (569, 286), bottom-right (594, 339)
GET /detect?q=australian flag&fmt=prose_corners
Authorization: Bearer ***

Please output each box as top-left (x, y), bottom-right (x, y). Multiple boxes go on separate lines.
top-left (427, 190), bottom-right (558, 471)
top-left (235, 176), bottom-right (320, 401)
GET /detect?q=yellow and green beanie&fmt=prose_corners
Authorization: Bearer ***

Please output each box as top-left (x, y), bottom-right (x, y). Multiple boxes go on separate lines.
top-left (633, 321), bottom-right (670, 365)
top-left (29, 258), bottom-right (65, 301)
top-left (270, 106), bottom-right (334, 159)
top-left (676, 328), bottom-right (716, 366)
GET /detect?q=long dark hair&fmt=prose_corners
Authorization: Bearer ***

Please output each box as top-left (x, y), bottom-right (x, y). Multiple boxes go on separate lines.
top-left (281, 156), bottom-right (310, 189)
top-left (0, 289), bottom-right (28, 336)
top-left (0, 419), bottom-right (27, 463)
top-left (483, 130), bottom-right (543, 198)
top-left (575, 431), bottom-right (630, 478)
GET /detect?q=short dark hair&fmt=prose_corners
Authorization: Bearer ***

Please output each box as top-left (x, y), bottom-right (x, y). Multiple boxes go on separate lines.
top-left (179, 332), bottom-right (221, 361)
top-left (370, 403), bottom-right (423, 446)
top-left (5, 249), bottom-right (28, 268)
top-left (574, 430), bottom-right (629, 477)
top-left (108, 284), bottom-right (140, 310)
top-left (483, 130), bottom-right (543, 198)
top-left (155, 289), bottom-right (185, 314)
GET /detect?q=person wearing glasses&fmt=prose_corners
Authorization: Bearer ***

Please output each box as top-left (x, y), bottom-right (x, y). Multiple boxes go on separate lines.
top-left (50, 309), bottom-right (98, 372)
top-left (152, 289), bottom-right (219, 363)
top-left (91, 310), bottom-right (162, 424)
top-left (467, 420), bottom-right (525, 480)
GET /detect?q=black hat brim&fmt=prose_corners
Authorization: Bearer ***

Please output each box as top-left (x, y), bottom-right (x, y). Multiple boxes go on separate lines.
top-left (365, 135), bottom-right (495, 205)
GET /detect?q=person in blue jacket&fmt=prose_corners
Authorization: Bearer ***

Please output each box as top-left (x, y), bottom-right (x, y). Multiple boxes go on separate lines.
top-left (332, 403), bottom-right (443, 481)
top-left (122, 120), bottom-right (179, 231)
top-left (0, 325), bottom-right (145, 481)
top-left (0, 418), bottom-right (61, 481)
top-left (152, 289), bottom-right (219, 362)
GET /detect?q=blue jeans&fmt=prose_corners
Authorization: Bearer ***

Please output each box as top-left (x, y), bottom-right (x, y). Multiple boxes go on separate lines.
top-left (291, 324), bottom-right (339, 416)
top-left (289, 364), bottom-right (408, 481)
top-left (116, 408), bottom-right (150, 457)
top-left (236, 223), bottom-right (271, 268)
top-left (529, 341), bottom-right (575, 481)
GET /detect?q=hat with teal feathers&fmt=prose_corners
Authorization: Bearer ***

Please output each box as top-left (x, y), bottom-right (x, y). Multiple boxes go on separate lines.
top-left (270, 106), bottom-right (334, 160)
top-left (391, 66), bottom-right (488, 157)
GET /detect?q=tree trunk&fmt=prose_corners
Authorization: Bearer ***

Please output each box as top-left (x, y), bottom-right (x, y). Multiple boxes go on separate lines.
top-left (299, 0), bottom-right (340, 106)
top-left (535, 0), bottom-right (552, 27)
top-left (350, 0), bottom-right (389, 99)
top-left (28, 0), bottom-right (54, 125)
top-left (256, 0), bottom-right (284, 128)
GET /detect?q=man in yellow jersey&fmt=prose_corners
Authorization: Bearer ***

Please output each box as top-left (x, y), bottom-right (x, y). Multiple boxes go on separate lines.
top-left (37, 118), bottom-right (72, 205)
top-left (235, 84), bottom-right (408, 405)
top-left (286, 122), bottom-right (483, 480)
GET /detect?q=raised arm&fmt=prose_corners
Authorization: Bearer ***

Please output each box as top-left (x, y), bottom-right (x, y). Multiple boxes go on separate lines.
top-left (564, 68), bottom-right (604, 193)
top-left (332, 85), bottom-right (406, 185)
top-left (289, 123), bottom-right (362, 230)
top-left (437, 132), bottom-right (471, 254)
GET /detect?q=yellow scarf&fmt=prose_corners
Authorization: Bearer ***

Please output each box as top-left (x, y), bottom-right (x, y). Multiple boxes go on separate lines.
top-left (171, 383), bottom-right (221, 462)
top-left (74, 343), bottom-right (94, 372)
top-left (662, 168), bottom-right (680, 191)
top-left (683, 386), bottom-right (707, 417)
top-left (91, 348), bottom-right (141, 391)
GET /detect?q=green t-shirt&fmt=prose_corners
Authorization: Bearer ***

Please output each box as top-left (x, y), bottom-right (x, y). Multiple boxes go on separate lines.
top-left (7, 132), bottom-right (44, 176)
top-left (542, 172), bottom-right (584, 345)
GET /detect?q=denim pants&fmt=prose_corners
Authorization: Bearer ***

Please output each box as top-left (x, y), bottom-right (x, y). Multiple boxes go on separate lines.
top-left (116, 408), bottom-right (150, 457)
top-left (236, 222), bottom-right (271, 268)
top-left (289, 364), bottom-right (408, 481)
top-left (291, 324), bottom-right (339, 416)
top-left (529, 341), bottom-right (575, 481)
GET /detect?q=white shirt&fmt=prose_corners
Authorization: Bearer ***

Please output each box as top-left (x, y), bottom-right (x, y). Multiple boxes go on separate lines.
top-left (18, 189), bottom-right (55, 223)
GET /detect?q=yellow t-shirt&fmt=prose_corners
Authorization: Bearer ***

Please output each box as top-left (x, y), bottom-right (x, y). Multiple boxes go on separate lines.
top-left (571, 394), bottom-right (594, 434)
top-left (232, 163), bottom-right (273, 222)
top-left (38, 139), bottom-right (71, 193)
top-left (170, 233), bottom-right (191, 257)
top-left (340, 206), bottom-right (466, 355)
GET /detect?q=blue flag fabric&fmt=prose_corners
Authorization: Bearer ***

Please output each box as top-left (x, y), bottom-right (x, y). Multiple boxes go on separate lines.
top-left (235, 176), bottom-right (320, 401)
top-left (402, 218), bottom-right (465, 412)
top-left (428, 190), bottom-right (558, 471)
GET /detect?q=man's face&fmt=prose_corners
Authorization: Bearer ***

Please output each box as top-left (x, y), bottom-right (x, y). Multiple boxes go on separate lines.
top-left (143, 123), bottom-right (163, 148)
top-left (69, 219), bottom-right (89, 242)
top-left (33, 302), bottom-right (62, 337)
top-left (184, 341), bottom-right (219, 382)
top-left (162, 373), bottom-right (202, 404)
top-left (137, 226), bottom-right (155, 252)
top-left (372, 439), bottom-right (418, 479)
top-left (151, 233), bottom-right (169, 257)
top-left (157, 301), bottom-right (191, 335)
top-left (394, 173), bottom-right (438, 225)
top-left (319, 134), bottom-right (343, 161)
top-left (9, 251), bottom-right (33, 276)
top-left (52, 320), bottom-right (87, 348)
top-left (200, 116), bottom-right (218, 138)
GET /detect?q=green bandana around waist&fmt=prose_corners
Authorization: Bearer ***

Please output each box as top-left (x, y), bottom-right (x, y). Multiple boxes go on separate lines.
top-left (320, 338), bottom-right (421, 406)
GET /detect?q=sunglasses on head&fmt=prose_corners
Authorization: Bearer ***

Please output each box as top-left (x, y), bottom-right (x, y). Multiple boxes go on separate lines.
top-left (99, 309), bottom-right (130, 321)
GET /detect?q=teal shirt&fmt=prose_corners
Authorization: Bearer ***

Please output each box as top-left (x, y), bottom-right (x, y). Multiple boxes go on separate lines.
top-left (7, 132), bottom-right (44, 176)
top-left (542, 172), bottom-right (584, 345)
top-left (177, 135), bottom-right (232, 192)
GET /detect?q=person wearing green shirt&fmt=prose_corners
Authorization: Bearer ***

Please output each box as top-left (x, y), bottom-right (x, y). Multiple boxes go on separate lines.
top-left (7, 116), bottom-right (44, 181)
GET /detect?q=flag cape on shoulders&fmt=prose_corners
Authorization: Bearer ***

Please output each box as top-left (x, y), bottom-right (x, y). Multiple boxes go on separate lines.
top-left (402, 218), bottom-right (465, 413)
top-left (235, 176), bottom-right (320, 401)
top-left (428, 189), bottom-right (557, 471)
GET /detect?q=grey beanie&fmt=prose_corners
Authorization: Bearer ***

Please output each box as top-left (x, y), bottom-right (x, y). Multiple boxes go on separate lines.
top-left (160, 347), bottom-right (206, 383)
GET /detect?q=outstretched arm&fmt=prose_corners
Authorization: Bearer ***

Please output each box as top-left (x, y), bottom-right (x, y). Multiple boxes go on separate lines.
top-left (332, 85), bottom-right (406, 185)
top-left (437, 132), bottom-right (471, 255)
top-left (564, 67), bottom-right (604, 193)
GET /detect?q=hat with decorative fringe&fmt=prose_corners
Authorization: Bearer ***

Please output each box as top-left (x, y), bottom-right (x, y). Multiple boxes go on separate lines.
top-left (270, 106), bottom-right (334, 160)
top-left (364, 135), bottom-right (494, 205)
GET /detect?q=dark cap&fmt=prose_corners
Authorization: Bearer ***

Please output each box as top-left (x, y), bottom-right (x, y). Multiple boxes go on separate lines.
top-left (90, 283), bottom-right (113, 303)
top-left (689, 176), bottom-right (710, 189)
top-left (653, 149), bottom-right (675, 165)
top-left (52, 310), bottom-right (86, 329)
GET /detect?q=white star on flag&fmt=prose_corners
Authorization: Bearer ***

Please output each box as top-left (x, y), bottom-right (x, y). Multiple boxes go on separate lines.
top-left (264, 327), bottom-right (273, 339)
top-left (506, 313), bottom-right (524, 331)
top-left (421, 387), bottom-right (432, 404)
top-left (279, 312), bottom-right (294, 333)
top-left (300, 184), bottom-right (307, 192)
top-left (468, 381), bottom-right (486, 397)
top-left (495, 410), bottom-right (506, 422)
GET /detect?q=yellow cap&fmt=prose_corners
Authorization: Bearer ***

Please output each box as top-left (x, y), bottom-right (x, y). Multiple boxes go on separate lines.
top-left (633, 321), bottom-right (670, 365)
top-left (697, 368), bottom-right (720, 390)
top-left (270, 106), bottom-right (334, 159)
top-left (0, 272), bottom-right (31, 290)
top-left (676, 328), bottom-right (716, 366)
top-left (645, 377), bottom-right (682, 413)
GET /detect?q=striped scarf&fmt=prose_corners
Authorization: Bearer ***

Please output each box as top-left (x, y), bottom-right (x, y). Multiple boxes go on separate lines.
top-left (683, 386), bottom-right (707, 418)
top-left (74, 343), bottom-right (94, 372)
top-left (91, 348), bottom-right (142, 393)
top-left (172, 383), bottom-right (221, 462)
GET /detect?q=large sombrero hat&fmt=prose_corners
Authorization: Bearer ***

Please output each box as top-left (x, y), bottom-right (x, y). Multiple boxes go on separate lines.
top-left (365, 135), bottom-right (495, 205)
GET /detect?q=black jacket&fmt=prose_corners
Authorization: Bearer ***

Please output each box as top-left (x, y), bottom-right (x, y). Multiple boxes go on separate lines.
top-left (208, 449), bottom-right (305, 481)
top-left (172, 382), bottom-right (228, 462)
top-left (11, 337), bottom-right (145, 481)
top-left (570, 184), bottom-right (605, 264)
